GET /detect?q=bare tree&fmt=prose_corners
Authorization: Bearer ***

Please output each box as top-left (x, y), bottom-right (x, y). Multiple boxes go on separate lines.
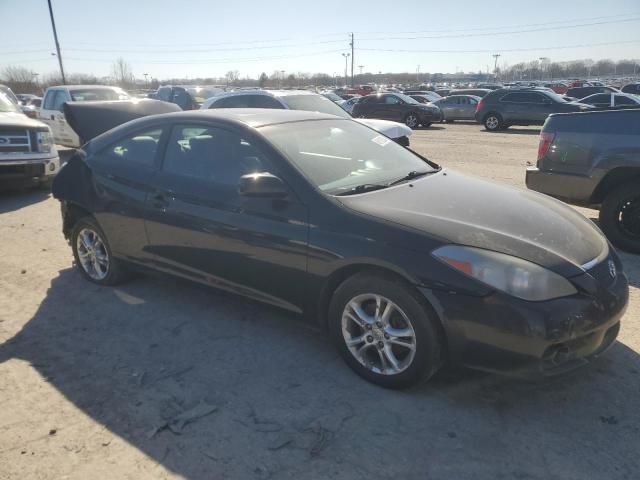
top-left (0, 66), bottom-right (38, 94)
top-left (225, 70), bottom-right (239, 86)
top-left (111, 57), bottom-right (134, 88)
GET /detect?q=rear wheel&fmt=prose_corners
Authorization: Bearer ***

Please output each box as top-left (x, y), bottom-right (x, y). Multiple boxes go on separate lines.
top-left (329, 272), bottom-right (442, 389)
top-left (599, 183), bottom-right (640, 253)
top-left (484, 113), bottom-right (503, 131)
top-left (71, 217), bottom-right (129, 285)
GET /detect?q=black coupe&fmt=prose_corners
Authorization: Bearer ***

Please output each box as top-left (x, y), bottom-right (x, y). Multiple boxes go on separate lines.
top-left (53, 102), bottom-right (628, 388)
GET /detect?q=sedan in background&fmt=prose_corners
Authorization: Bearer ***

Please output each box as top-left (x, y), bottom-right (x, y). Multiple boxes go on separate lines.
top-left (578, 92), bottom-right (640, 109)
top-left (404, 90), bottom-right (442, 102)
top-left (53, 105), bottom-right (628, 388)
top-left (202, 90), bottom-right (413, 146)
top-left (566, 86), bottom-right (619, 99)
top-left (432, 95), bottom-right (481, 122)
top-left (340, 96), bottom-right (361, 114)
top-left (352, 93), bottom-right (441, 128)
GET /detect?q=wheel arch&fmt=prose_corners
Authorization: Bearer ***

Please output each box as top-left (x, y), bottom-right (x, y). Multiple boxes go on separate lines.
top-left (61, 202), bottom-right (94, 240)
top-left (590, 167), bottom-right (640, 204)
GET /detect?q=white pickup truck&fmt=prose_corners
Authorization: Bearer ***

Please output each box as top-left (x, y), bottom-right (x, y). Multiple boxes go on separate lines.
top-left (0, 92), bottom-right (59, 188)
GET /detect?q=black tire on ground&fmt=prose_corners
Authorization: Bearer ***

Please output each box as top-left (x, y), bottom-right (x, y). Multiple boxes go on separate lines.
top-left (71, 216), bottom-right (129, 286)
top-left (423, 122), bottom-right (432, 128)
top-left (483, 113), bottom-right (503, 131)
top-left (599, 182), bottom-right (640, 253)
top-left (328, 272), bottom-right (442, 389)
top-left (444, 119), bottom-right (454, 123)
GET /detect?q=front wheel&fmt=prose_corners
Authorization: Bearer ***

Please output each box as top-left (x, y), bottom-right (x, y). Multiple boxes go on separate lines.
top-left (599, 183), bottom-right (640, 253)
top-left (403, 113), bottom-right (419, 129)
top-left (71, 217), bottom-right (128, 285)
top-left (484, 113), bottom-right (503, 131)
top-left (329, 272), bottom-right (442, 389)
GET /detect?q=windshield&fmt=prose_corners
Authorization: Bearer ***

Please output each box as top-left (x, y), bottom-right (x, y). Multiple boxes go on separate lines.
top-left (393, 93), bottom-right (420, 104)
top-left (282, 94), bottom-right (351, 119)
top-left (70, 88), bottom-right (130, 101)
top-left (261, 119), bottom-right (435, 194)
top-left (0, 92), bottom-right (20, 112)
top-left (323, 92), bottom-right (343, 102)
top-left (186, 87), bottom-right (220, 103)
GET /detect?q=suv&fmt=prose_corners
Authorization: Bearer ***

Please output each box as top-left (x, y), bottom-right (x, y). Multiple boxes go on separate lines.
top-left (475, 88), bottom-right (594, 131)
top-left (0, 91), bottom-right (59, 188)
top-left (202, 90), bottom-right (414, 145)
top-left (352, 93), bottom-right (441, 128)
top-left (621, 83), bottom-right (640, 95)
top-left (41, 85), bottom-right (130, 147)
top-left (152, 85), bottom-right (224, 110)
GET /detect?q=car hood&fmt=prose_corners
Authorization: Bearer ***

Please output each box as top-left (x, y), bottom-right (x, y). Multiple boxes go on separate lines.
top-left (355, 118), bottom-right (412, 139)
top-left (63, 99), bottom-right (181, 144)
top-left (0, 111), bottom-right (48, 129)
top-left (338, 169), bottom-right (607, 276)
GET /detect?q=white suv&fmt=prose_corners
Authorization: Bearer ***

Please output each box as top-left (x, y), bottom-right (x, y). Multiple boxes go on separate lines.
top-left (0, 92), bottom-right (59, 188)
top-left (40, 85), bottom-right (130, 147)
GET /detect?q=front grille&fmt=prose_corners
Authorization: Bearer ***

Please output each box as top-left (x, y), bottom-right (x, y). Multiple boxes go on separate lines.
top-left (0, 128), bottom-right (32, 153)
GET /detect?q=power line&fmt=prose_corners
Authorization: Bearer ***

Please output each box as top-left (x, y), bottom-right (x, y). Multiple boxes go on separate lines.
top-left (357, 39), bottom-right (640, 54)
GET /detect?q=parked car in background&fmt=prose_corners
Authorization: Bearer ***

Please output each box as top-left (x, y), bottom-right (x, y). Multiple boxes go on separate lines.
top-left (40, 85), bottom-right (130, 147)
top-left (340, 96), bottom-right (361, 114)
top-left (566, 86), bottom-right (619, 99)
top-left (544, 82), bottom-right (569, 94)
top-left (52, 104), bottom-right (628, 388)
top-left (621, 83), bottom-right (640, 95)
top-left (20, 97), bottom-right (42, 119)
top-left (321, 92), bottom-right (346, 104)
top-left (151, 85), bottom-right (224, 110)
top-left (0, 92), bottom-right (59, 189)
top-left (435, 88), bottom-right (450, 97)
top-left (527, 109), bottom-right (640, 252)
top-left (577, 93), bottom-right (640, 109)
top-left (403, 90), bottom-right (442, 102)
top-left (475, 83), bottom-right (503, 90)
top-left (352, 93), bottom-right (441, 128)
top-left (448, 88), bottom-right (491, 98)
top-left (202, 90), bottom-right (413, 145)
top-left (16, 94), bottom-right (39, 105)
top-left (432, 95), bottom-right (481, 122)
top-left (475, 88), bottom-right (594, 131)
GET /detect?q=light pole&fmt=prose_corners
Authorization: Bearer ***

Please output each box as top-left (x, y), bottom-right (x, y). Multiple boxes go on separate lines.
top-left (47, 0), bottom-right (66, 84)
top-left (492, 54), bottom-right (501, 81)
top-left (539, 57), bottom-right (548, 80)
top-left (342, 53), bottom-right (350, 87)
top-left (143, 73), bottom-right (149, 85)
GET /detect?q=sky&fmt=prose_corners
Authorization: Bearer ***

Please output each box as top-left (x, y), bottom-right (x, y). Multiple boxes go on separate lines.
top-left (1, 0), bottom-right (639, 82)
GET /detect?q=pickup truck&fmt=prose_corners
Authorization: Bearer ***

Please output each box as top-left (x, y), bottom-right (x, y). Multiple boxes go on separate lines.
top-left (0, 91), bottom-right (59, 189)
top-left (526, 109), bottom-right (640, 252)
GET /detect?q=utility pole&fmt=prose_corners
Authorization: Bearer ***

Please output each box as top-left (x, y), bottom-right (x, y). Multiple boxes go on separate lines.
top-left (143, 73), bottom-right (149, 85)
top-left (47, 0), bottom-right (66, 84)
top-left (350, 33), bottom-right (355, 87)
top-left (416, 65), bottom-right (420, 83)
top-left (342, 53), bottom-right (350, 87)
top-left (492, 54), bottom-right (501, 80)
top-left (358, 65), bottom-right (364, 75)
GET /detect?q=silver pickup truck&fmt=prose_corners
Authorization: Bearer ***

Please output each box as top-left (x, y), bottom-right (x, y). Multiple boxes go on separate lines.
top-left (0, 91), bottom-right (59, 188)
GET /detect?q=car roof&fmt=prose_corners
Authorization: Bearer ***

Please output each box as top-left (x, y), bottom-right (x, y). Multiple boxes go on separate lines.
top-left (49, 85), bottom-right (124, 91)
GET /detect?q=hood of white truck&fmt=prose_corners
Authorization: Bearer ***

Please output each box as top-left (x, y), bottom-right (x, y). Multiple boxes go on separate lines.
top-left (355, 118), bottom-right (412, 139)
top-left (0, 112), bottom-right (49, 129)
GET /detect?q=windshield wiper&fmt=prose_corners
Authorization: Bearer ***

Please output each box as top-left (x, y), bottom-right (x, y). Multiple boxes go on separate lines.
top-left (387, 170), bottom-right (437, 186)
top-left (335, 183), bottom-right (390, 196)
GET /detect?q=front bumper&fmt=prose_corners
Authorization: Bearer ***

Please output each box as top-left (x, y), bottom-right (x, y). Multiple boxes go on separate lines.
top-left (525, 166), bottom-right (597, 207)
top-left (0, 155), bottom-right (60, 184)
top-left (421, 254), bottom-right (629, 377)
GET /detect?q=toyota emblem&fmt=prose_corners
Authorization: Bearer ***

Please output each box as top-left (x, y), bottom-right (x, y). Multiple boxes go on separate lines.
top-left (608, 260), bottom-right (617, 279)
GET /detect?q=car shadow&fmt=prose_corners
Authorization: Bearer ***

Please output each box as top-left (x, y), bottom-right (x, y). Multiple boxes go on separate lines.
top-left (0, 188), bottom-right (50, 214)
top-left (1, 267), bottom-right (639, 478)
top-left (492, 127), bottom-right (541, 135)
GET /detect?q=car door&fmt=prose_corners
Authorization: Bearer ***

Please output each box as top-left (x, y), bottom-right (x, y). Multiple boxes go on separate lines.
top-left (40, 89), bottom-right (58, 134)
top-left (382, 95), bottom-right (406, 121)
top-left (88, 125), bottom-right (166, 262)
top-left (457, 96), bottom-right (475, 119)
top-left (144, 123), bottom-right (310, 312)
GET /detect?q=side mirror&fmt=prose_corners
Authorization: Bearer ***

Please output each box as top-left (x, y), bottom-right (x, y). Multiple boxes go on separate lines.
top-left (238, 172), bottom-right (288, 198)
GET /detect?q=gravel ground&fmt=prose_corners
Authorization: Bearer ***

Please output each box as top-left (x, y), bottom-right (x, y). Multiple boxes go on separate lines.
top-left (0, 123), bottom-right (638, 480)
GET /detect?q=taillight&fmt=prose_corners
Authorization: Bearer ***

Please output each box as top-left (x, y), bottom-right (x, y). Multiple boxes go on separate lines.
top-left (476, 99), bottom-right (484, 112)
top-left (537, 131), bottom-right (555, 160)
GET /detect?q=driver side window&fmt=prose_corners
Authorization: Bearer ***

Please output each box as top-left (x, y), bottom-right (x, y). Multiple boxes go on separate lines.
top-left (384, 95), bottom-right (400, 105)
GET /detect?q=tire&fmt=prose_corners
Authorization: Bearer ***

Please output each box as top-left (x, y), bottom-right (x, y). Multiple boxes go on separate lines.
top-left (483, 113), bottom-right (503, 131)
top-left (599, 182), bottom-right (640, 253)
top-left (444, 119), bottom-right (454, 123)
top-left (403, 113), bottom-right (419, 129)
top-left (71, 216), bottom-right (128, 285)
top-left (328, 272), bottom-right (442, 389)
top-left (422, 122), bottom-right (432, 128)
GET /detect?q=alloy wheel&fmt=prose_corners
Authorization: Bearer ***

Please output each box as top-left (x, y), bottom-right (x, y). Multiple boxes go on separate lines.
top-left (76, 228), bottom-right (110, 280)
top-left (341, 294), bottom-right (417, 375)
top-left (485, 115), bottom-right (500, 130)
top-left (405, 114), bottom-right (418, 128)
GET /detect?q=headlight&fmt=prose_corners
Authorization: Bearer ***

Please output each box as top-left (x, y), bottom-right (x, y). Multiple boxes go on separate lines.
top-left (432, 245), bottom-right (577, 301)
top-left (36, 129), bottom-right (53, 153)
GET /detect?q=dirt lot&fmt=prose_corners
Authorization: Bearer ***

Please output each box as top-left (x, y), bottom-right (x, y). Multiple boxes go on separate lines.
top-left (1, 123), bottom-right (639, 480)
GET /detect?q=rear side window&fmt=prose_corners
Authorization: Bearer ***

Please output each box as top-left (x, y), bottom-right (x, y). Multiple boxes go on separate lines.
top-left (616, 96), bottom-right (637, 106)
top-left (162, 124), bottom-right (269, 185)
top-left (250, 95), bottom-right (282, 108)
top-left (500, 92), bottom-right (542, 103)
top-left (43, 90), bottom-right (58, 110)
top-left (97, 128), bottom-right (163, 168)
top-left (211, 95), bottom-right (252, 108)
